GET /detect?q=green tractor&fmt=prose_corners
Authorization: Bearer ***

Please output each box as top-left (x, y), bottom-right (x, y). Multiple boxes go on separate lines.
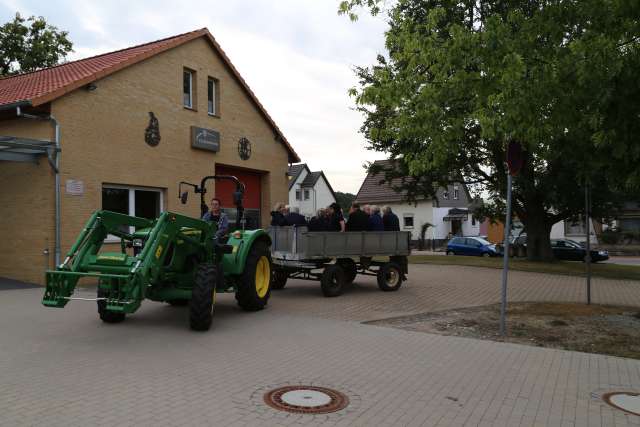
top-left (42, 175), bottom-right (272, 331)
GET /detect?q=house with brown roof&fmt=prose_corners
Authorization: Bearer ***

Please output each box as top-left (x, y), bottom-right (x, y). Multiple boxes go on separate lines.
top-left (355, 160), bottom-right (480, 244)
top-left (0, 28), bottom-right (300, 284)
top-left (287, 163), bottom-right (337, 217)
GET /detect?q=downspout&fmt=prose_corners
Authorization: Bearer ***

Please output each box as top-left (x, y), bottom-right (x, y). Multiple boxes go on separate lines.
top-left (16, 106), bottom-right (61, 267)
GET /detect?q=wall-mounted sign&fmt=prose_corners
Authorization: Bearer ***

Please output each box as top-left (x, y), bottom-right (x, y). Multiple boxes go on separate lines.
top-left (191, 126), bottom-right (220, 152)
top-left (145, 112), bottom-right (160, 147)
top-left (65, 179), bottom-right (84, 196)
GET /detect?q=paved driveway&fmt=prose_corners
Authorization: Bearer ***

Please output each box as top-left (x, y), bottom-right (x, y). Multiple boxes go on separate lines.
top-left (1, 265), bottom-right (640, 426)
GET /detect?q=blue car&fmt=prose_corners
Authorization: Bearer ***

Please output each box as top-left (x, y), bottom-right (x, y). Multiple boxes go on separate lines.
top-left (446, 236), bottom-right (498, 257)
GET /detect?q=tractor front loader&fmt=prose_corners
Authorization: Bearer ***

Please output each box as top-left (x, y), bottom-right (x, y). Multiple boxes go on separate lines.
top-left (43, 175), bottom-right (273, 331)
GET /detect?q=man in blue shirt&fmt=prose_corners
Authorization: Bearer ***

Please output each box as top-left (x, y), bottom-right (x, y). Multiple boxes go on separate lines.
top-left (202, 197), bottom-right (230, 240)
top-left (368, 205), bottom-right (385, 231)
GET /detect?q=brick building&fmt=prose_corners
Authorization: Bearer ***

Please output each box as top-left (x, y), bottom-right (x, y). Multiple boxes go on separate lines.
top-left (0, 28), bottom-right (300, 284)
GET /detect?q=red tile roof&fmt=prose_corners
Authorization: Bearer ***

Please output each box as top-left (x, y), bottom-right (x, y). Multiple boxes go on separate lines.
top-left (0, 28), bottom-right (300, 162)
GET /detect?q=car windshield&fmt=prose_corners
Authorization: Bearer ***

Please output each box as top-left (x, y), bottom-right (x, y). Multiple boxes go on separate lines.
top-left (565, 240), bottom-right (582, 248)
top-left (472, 237), bottom-right (492, 246)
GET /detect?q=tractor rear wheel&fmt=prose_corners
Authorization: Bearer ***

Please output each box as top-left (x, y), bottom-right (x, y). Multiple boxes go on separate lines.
top-left (97, 288), bottom-right (126, 324)
top-left (189, 263), bottom-right (216, 331)
top-left (271, 268), bottom-right (288, 290)
top-left (236, 242), bottom-right (271, 311)
top-left (377, 262), bottom-right (403, 292)
top-left (321, 264), bottom-right (345, 297)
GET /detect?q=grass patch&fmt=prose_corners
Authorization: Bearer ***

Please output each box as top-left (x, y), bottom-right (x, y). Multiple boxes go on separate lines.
top-left (408, 255), bottom-right (640, 281)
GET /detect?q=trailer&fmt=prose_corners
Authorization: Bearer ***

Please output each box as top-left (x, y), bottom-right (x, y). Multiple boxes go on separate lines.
top-left (269, 226), bottom-right (411, 297)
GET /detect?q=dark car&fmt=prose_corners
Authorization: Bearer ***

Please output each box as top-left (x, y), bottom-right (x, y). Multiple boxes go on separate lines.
top-left (551, 239), bottom-right (609, 262)
top-left (447, 236), bottom-right (499, 257)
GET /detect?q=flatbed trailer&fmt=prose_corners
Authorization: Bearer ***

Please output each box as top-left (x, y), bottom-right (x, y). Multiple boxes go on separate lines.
top-left (269, 226), bottom-right (411, 297)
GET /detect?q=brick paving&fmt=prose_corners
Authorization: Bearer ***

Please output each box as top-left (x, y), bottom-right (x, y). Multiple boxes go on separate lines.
top-left (0, 265), bottom-right (639, 426)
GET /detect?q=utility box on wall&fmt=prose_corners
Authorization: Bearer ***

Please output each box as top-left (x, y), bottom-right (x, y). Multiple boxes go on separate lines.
top-left (191, 126), bottom-right (220, 152)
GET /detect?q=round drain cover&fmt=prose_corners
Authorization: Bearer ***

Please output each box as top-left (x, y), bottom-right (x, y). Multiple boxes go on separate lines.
top-left (264, 385), bottom-right (349, 414)
top-left (603, 392), bottom-right (640, 416)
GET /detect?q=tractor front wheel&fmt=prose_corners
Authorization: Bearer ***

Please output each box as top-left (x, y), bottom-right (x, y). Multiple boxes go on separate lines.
top-left (236, 242), bottom-right (271, 311)
top-left (97, 288), bottom-right (126, 324)
top-left (189, 263), bottom-right (216, 331)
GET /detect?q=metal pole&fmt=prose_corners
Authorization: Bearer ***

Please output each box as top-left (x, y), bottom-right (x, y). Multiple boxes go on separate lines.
top-left (500, 173), bottom-right (513, 336)
top-left (585, 181), bottom-right (591, 304)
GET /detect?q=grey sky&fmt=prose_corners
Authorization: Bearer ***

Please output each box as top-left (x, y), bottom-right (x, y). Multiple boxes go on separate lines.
top-left (0, 0), bottom-right (390, 193)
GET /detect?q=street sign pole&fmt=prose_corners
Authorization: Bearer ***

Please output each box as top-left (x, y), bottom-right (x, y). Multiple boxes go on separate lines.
top-left (499, 172), bottom-right (513, 337)
top-left (585, 181), bottom-right (591, 304)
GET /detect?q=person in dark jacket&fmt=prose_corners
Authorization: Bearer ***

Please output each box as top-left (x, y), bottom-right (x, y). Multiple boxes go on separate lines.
top-left (270, 202), bottom-right (287, 226)
top-left (308, 208), bottom-right (326, 231)
top-left (368, 205), bottom-right (385, 231)
top-left (383, 206), bottom-right (400, 231)
top-left (284, 206), bottom-right (307, 226)
top-left (346, 203), bottom-right (369, 231)
top-left (328, 202), bottom-right (345, 232)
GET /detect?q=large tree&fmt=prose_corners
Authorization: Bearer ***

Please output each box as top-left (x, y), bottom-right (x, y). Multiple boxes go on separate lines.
top-left (0, 13), bottom-right (73, 76)
top-left (340, 0), bottom-right (640, 260)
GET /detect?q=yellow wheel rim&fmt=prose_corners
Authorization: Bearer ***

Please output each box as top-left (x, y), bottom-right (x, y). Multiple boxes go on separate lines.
top-left (255, 256), bottom-right (270, 298)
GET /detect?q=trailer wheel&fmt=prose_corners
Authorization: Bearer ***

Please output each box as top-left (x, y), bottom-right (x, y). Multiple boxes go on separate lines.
top-left (272, 268), bottom-right (288, 290)
top-left (189, 263), bottom-right (216, 331)
top-left (377, 262), bottom-right (403, 292)
top-left (337, 258), bottom-right (357, 284)
top-left (97, 288), bottom-right (126, 324)
top-left (321, 264), bottom-right (345, 297)
top-left (236, 242), bottom-right (271, 311)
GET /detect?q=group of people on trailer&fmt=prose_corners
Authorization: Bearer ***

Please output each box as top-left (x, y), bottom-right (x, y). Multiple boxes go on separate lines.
top-left (269, 202), bottom-right (401, 233)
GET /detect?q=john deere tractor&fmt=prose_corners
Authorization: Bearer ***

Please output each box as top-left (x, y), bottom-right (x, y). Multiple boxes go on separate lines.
top-left (42, 175), bottom-right (272, 331)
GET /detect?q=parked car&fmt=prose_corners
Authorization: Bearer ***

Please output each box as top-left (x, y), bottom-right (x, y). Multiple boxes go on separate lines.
top-left (446, 236), bottom-right (499, 257)
top-left (551, 239), bottom-right (609, 262)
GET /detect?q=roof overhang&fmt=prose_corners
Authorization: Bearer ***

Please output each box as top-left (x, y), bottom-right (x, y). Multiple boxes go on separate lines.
top-left (0, 135), bottom-right (58, 168)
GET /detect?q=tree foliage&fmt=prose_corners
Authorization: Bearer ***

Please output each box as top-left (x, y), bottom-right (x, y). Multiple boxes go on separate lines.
top-left (0, 13), bottom-right (73, 76)
top-left (335, 191), bottom-right (357, 211)
top-left (342, 0), bottom-right (640, 260)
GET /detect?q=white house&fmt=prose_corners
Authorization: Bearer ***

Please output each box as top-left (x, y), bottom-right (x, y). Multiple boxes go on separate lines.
top-left (354, 160), bottom-right (480, 243)
top-left (287, 164), bottom-right (337, 217)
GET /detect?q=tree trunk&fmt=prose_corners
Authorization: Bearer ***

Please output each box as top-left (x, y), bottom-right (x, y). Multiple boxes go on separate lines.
top-left (524, 217), bottom-right (554, 261)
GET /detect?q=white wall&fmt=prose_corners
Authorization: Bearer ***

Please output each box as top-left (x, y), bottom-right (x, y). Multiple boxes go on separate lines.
top-left (310, 177), bottom-right (336, 216)
top-left (387, 201), bottom-right (434, 240)
top-left (288, 168), bottom-right (308, 211)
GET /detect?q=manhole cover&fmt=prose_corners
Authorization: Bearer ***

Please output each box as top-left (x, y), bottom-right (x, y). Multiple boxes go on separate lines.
top-left (603, 392), bottom-right (640, 416)
top-left (264, 385), bottom-right (349, 414)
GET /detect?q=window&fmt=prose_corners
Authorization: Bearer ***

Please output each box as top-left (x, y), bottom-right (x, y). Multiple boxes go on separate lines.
top-left (304, 190), bottom-right (310, 200)
top-left (295, 190), bottom-right (301, 201)
top-left (453, 186), bottom-right (459, 200)
top-left (183, 69), bottom-right (194, 108)
top-left (102, 185), bottom-right (164, 240)
top-left (403, 215), bottom-right (414, 228)
top-left (443, 190), bottom-right (449, 200)
top-left (207, 77), bottom-right (218, 115)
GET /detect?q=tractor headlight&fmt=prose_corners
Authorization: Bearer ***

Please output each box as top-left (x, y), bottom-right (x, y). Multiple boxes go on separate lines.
top-left (132, 239), bottom-right (144, 247)
top-left (232, 230), bottom-right (242, 239)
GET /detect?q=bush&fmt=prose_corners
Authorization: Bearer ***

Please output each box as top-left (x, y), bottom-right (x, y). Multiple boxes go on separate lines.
top-left (600, 230), bottom-right (621, 245)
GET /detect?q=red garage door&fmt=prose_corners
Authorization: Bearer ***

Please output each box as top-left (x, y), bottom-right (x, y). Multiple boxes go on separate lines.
top-left (215, 165), bottom-right (262, 228)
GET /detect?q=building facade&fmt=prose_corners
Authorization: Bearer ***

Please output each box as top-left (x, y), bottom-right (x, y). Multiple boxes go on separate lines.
top-left (287, 164), bottom-right (337, 217)
top-left (0, 29), bottom-right (299, 284)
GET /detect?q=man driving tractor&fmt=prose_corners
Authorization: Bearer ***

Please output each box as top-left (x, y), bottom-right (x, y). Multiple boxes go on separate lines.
top-left (202, 197), bottom-right (230, 240)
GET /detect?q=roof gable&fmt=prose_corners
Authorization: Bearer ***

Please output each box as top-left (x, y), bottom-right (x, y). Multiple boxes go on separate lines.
top-left (287, 163), bottom-right (310, 189)
top-left (0, 28), bottom-right (300, 162)
top-left (355, 159), bottom-right (424, 204)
